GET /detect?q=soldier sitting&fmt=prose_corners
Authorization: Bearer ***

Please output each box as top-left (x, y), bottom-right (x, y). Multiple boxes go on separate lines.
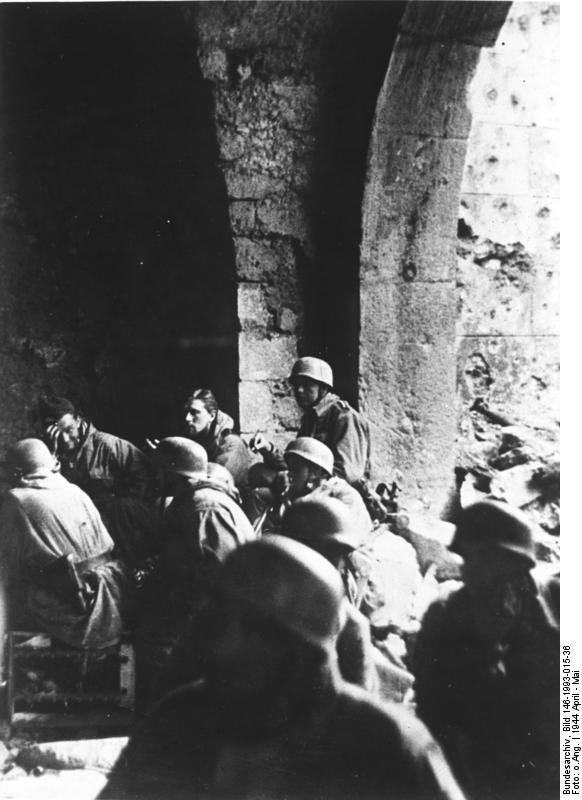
top-left (0, 439), bottom-right (134, 649)
top-left (248, 357), bottom-right (371, 515)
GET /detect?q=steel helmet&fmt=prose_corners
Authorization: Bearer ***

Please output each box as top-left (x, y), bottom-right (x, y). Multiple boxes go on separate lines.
top-left (289, 357), bottom-right (333, 389)
top-left (218, 535), bottom-right (345, 650)
top-left (4, 438), bottom-right (58, 477)
top-left (155, 436), bottom-right (208, 477)
top-left (283, 495), bottom-right (364, 551)
top-left (284, 437), bottom-right (334, 476)
top-left (451, 499), bottom-right (536, 568)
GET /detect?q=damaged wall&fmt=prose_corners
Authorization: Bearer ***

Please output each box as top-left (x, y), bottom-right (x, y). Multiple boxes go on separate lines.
top-left (457, 2), bottom-right (559, 438)
top-left (193, 1), bottom-right (403, 447)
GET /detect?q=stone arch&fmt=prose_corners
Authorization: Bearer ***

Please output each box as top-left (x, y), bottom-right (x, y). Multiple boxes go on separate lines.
top-left (359, 1), bottom-right (510, 511)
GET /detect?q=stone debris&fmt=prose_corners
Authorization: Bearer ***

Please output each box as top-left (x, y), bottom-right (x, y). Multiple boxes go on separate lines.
top-left (0, 767), bottom-right (107, 799)
top-left (15, 737), bottom-right (128, 773)
top-left (455, 404), bottom-right (560, 561)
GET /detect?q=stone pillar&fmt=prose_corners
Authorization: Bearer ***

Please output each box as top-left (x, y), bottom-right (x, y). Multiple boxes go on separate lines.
top-left (359, 1), bottom-right (510, 512)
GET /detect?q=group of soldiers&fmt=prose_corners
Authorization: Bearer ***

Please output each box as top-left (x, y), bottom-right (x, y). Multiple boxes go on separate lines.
top-left (0, 356), bottom-right (559, 799)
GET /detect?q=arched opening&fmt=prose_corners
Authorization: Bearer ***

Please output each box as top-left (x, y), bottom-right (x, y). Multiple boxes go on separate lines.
top-left (0, 3), bottom-right (239, 445)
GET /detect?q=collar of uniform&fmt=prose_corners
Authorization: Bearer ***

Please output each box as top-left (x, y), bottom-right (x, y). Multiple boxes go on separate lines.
top-left (309, 392), bottom-right (340, 420)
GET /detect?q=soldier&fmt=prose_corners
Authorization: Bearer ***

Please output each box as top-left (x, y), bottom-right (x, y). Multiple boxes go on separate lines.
top-left (100, 536), bottom-right (464, 800)
top-left (250, 356), bottom-right (371, 481)
top-left (256, 437), bottom-right (371, 535)
top-left (0, 439), bottom-right (133, 648)
top-left (413, 499), bottom-right (560, 800)
top-left (183, 388), bottom-right (255, 491)
top-left (134, 437), bottom-right (254, 704)
top-left (38, 395), bottom-right (155, 567)
top-left (283, 494), bottom-right (421, 680)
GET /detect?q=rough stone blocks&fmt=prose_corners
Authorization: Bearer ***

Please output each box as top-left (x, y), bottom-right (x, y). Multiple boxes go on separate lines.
top-left (238, 332), bottom-right (297, 382)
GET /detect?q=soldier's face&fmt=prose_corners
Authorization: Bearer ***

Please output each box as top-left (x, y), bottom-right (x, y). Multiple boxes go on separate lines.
top-left (292, 378), bottom-right (322, 410)
top-left (285, 454), bottom-right (312, 498)
top-left (48, 413), bottom-right (82, 454)
top-left (185, 399), bottom-right (215, 437)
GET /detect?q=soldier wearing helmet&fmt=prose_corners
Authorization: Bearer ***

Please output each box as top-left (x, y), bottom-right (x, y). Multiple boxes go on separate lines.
top-left (248, 356), bottom-right (372, 523)
top-left (134, 437), bottom-right (255, 703)
top-left (413, 499), bottom-right (559, 800)
top-left (256, 437), bottom-right (371, 536)
top-left (283, 495), bottom-right (417, 704)
top-left (100, 536), bottom-right (464, 800)
top-left (0, 439), bottom-right (133, 648)
top-left (250, 356), bottom-right (371, 484)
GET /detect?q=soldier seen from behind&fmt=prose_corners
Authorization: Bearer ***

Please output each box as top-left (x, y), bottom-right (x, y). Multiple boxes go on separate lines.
top-left (100, 536), bottom-right (465, 800)
top-left (413, 499), bottom-right (559, 800)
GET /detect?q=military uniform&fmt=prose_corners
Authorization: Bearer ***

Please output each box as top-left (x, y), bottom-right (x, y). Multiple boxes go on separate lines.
top-left (413, 573), bottom-right (560, 800)
top-left (59, 422), bottom-right (155, 565)
top-left (0, 472), bottom-right (133, 648)
top-left (195, 410), bottom-right (256, 491)
top-left (100, 678), bottom-right (465, 800)
top-left (135, 481), bottom-right (255, 703)
top-left (262, 393), bottom-right (371, 485)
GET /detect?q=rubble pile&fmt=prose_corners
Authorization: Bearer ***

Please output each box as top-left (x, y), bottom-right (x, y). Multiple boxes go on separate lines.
top-left (456, 400), bottom-right (560, 565)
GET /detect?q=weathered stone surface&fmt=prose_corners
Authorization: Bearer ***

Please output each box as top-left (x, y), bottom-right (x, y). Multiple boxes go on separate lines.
top-left (459, 193), bottom-right (534, 246)
top-left (238, 332), bottom-right (297, 381)
top-left (529, 126), bottom-right (559, 197)
top-left (228, 201), bottom-right (256, 236)
top-left (530, 198), bottom-right (560, 262)
top-left (531, 266), bottom-right (559, 335)
top-left (455, 3), bottom-right (559, 485)
top-left (456, 239), bottom-right (535, 337)
top-left (400, 1), bottom-right (511, 48)
top-left (461, 122), bottom-right (531, 196)
top-left (272, 393), bottom-right (301, 430)
top-left (469, 48), bottom-right (559, 129)
top-left (197, 46), bottom-right (228, 82)
top-left (224, 169), bottom-right (285, 200)
top-left (489, 2), bottom-right (560, 60)
top-left (256, 193), bottom-right (307, 240)
top-left (372, 36), bottom-right (480, 138)
top-left (277, 306), bottom-right (298, 333)
top-left (456, 334), bottom-right (559, 428)
top-left (233, 237), bottom-right (280, 282)
top-left (239, 380), bottom-right (274, 432)
top-left (362, 136), bottom-right (467, 283)
top-left (237, 284), bottom-right (271, 329)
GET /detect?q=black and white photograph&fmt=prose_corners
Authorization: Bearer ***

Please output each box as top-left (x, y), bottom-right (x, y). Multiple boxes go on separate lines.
top-left (0, 1), bottom-right (564, 798)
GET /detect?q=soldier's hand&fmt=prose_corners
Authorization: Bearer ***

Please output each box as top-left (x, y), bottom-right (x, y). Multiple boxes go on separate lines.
top-left (46, 424), bottom-right (61, 455)
top-left (144, 438), bottom-right (160, 453)
top-left (249, 432), bottom-right (272, 454)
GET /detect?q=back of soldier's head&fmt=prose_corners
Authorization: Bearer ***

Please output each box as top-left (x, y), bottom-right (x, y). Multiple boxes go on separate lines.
top-left (283, 495), bottom-right (364, 554)
top-left (217, 535), bottom-right (345, 653)
top-left (155, 436), bottom-right (208, 479)
top-left (4, 438), bottom-right (59, 481)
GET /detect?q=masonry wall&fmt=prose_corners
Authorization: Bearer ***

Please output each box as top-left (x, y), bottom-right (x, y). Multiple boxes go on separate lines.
top-left (456, 2), bottom-right (560, 438)
top-left (194, 1), bottom-right (403, 448)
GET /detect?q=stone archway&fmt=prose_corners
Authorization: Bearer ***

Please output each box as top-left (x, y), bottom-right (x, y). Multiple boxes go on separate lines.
top-left (359, 1), bottom-right (511, 512)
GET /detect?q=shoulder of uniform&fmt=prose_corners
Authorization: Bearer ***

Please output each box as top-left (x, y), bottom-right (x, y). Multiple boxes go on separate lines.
top-left (92, 429), bottom-right (142, 454)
